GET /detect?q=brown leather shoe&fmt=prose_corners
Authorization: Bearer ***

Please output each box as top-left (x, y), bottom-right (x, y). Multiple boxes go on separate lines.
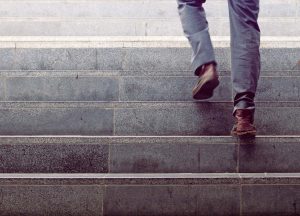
top-left (231, 109), bottom-right (256, 137)
top-left (192, 63), bottom-right (219, 100)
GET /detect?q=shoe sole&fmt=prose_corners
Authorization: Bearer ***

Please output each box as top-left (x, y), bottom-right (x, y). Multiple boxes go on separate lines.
top-left (231, 130), bottom-right (257, 138)
top-left (193, 78), bottom-right (220, 100)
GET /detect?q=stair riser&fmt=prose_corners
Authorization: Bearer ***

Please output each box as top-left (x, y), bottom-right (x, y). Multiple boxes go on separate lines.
top-left (0, 144), bottom-right (109, 173)
top-left (111, 142), bottom-right (300, 173)
top-left (1, 138), bottom-right (299, 173)
top-left (1, 75), bottom-right (300, 102)
top-left (1, 47), bottom-right (299, 71)
top-left (115, 105), bottom-right (300, 136)
top-left (105, 185), bottom-right (299, 216)
top-left (0, 185), bottom-right (103, 216)
top-left (0, 0), bottom-right (298, 18)
top-left (0, 18), bottom-right (299, 36)
top-left (3, 76), bottom-right (120, 102)
top-left (0, 107), bottom-right (113, 135)
top-left (0, 103), bottom-right (299, 135)
top-left (0, 184), bottom-right (299, 216)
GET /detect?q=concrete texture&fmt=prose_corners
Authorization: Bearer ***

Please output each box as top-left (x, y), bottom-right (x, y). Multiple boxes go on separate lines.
top-left (0, 144), bottom-right (109, 173)
top-left (0, 185), bottom-right (103, 216)
top-left (0, 18), bottom-right (299, 36)
top-left (0, 174), bottom-right (298, 216)
top-left (110, 142), bottom-right (237, 173)
top-left (0, 45), bottom-right (299, 72)
top-left (256, 76), bottom-right (300, 101)
top-left (0, 106), bottom-right (113, 135)
top-left (114, 102), bottom-right (300, 136)
top-left (0, 0), bottom-right (299, 37)
top-left (123, 47), bottom-right (300, 72)
top-left (5, 76), bottom-right (119, 101)
top-left (0, 136), bottom-right (299, 173)
top-left (104, 185), bottom-right (240, 216)
top-left (0, 79), bottom-right (5, 101)
top-left (115, 103), bottom-right (234, 135)
top-left (0, 48), bottom-right (15, 70)
top-left (0, 72), bottom-right (299, 102)
top-left (0, 19), bottom-right (146, 36)
top-left (0, 101), bottom-right (299, 135)
top-left (0, 0), bottom-right (298, 18)
top-left (255, 106), bottom-right (300, 135)
top-left (0, 172), bottom-right (299, 215)
top-left (14, 48), bottom-right (97, 70)
top-left (1, 173), bottom-right (300, 185)
top-left (242, 185), bottom-right (300, 215)
top-left (119, 76), bottom-right (232, 101)
top-left (239, 142), bottom-right (300, 173)
top-left (96, 48), bottom-right (124, 70)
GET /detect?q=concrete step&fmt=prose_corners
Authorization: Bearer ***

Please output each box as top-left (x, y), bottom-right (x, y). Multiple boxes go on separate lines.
top-left (0, 0), bottom-right (298, 36)
top-left (0, 36), bottom-right (299, 71)
top-left (0, 173), bottom-right (299, 215)
top-left (0, 101), bottom-right (299, 135)
top-left (0, 17), bottom-right (299, 36)
top-left (0, 70), bottom-right (299, 102)
top-left (1, 136), bottom-right (299, 173)
top-left (1, 0), bottom-right (298, 18)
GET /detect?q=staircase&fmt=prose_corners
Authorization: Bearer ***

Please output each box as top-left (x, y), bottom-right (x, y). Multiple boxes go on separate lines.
top-left (0, 1), bottom-right (300, 215)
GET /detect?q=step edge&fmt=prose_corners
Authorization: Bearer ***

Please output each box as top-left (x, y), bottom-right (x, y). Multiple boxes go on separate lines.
top-left (0, 16), bottom-right (299, 21)
top-left (1, 135), bottom-right (299, 138)
top-left (0, 101), bottom-right (299, 107)
top-left (0, 70), bottom-right (299, 76)
top-left (1, 173), bottom-right (300, 179)
top-left (0, 135), bottom-right (299, 146)
top-left (0, 173), bottom-right (299, 185)
top-left (0, 36), bottom-right (300, 48)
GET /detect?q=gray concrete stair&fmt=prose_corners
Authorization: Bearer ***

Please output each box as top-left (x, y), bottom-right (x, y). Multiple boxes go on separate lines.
top-left (1, 2), bottom-right (299, 215)
top-left (0, 0), bottom-right (299, 36)
top-left (0, 136), bottom-right (299, 173)
top-left (1, 17), bottom-right (299, 36)
top-left (0, 36), bottom-right (299, 131)
top-left (0, 37), bottom-right (298, 136)
top-left (0, 36), bottom-right (299, 71)
top-left (1, 0), bottom-right (297, 18)
top-left (0, 173), bottom-right (299, 215)
top-left (0, 101), bottom-right (299, 135)
top-left (0, 70), bottom-right (299, 102)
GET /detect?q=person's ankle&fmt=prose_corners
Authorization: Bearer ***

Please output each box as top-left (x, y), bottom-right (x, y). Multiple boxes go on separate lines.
top-left (195, 62), bottom-right (216, 76)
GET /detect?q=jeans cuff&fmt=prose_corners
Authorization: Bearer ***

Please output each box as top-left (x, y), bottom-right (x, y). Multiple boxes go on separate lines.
top-left (233, 105), bottom-right (255, 116)
top-left (233, 92), bottom-right (256, 116)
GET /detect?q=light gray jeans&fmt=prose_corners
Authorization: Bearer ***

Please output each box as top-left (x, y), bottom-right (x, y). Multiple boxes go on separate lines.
top-left (177, 0), bottom-right (261, 115)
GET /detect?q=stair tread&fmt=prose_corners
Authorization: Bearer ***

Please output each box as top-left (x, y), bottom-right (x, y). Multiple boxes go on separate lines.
top-left (0, 135), bottom-right (300, 144)
top-left (0, 69), bottom-right (299, 76)
top-left (0, 101), bottom-right (299, 108)
top-left (0, 37), bottom-right (298, 72)
top-left (1, 173), bottom-right (300, 185)
top-left (0, 36), bottom-right (299, 48)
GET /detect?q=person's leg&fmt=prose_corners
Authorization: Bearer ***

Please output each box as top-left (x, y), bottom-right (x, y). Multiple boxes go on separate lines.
top-left (177, 0), bottom-right (219, 99)
top-left (177, 0), bottom-right (215, 74)
top-left (228, 0), bottom-right (260, 136)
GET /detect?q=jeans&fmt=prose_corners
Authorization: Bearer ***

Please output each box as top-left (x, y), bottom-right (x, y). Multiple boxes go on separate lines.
top-left (177, 0), bottom-right (260, 115)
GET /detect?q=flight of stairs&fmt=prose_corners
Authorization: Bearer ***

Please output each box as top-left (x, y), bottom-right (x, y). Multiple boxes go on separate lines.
top-left (0, 0), bottom-right (299, 215)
